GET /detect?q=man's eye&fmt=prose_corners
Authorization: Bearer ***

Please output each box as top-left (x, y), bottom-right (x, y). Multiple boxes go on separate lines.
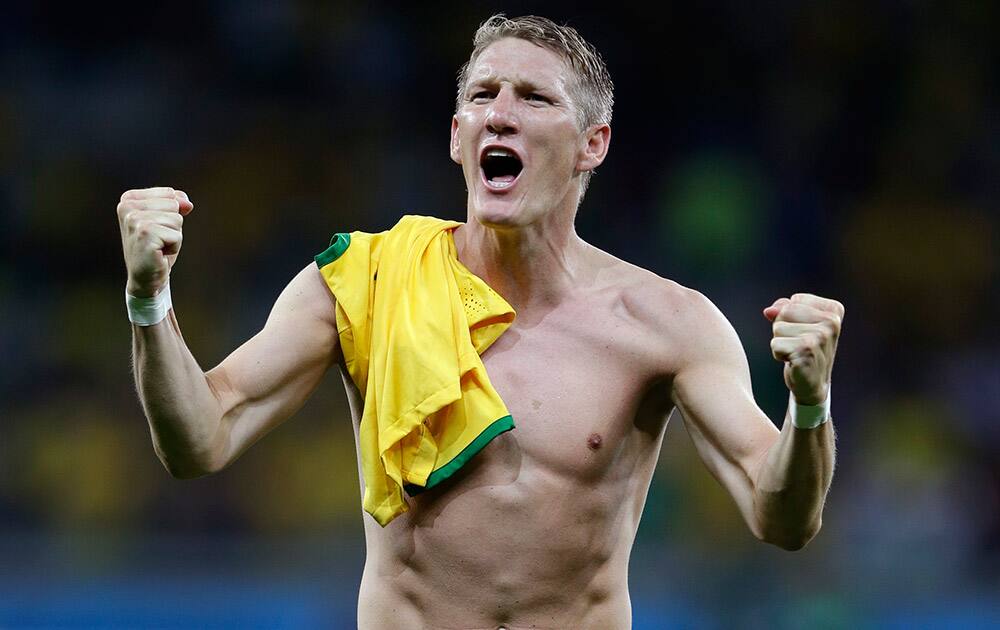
top-left (526, 93), bottom-right (548, 102)
top-left (471, 91), bottom-right (493, 101)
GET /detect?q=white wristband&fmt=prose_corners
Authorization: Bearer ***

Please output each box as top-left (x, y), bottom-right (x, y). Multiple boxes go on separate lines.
top-left (126, 283), bottom-right (172, 326)
top-left (789, 386), bottom-right (831, 429)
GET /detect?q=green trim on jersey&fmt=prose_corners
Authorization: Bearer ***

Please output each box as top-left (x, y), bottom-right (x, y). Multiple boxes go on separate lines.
top-left (314, 232), bottom-right (352, 267)
top-left (404, 415), bottom-right (515, 496)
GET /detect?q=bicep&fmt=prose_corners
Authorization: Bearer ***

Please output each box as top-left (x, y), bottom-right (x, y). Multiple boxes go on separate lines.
top-left (669, 294), bottom-right (779, 535)
top-left (205, 262), bottom-right (340, 469)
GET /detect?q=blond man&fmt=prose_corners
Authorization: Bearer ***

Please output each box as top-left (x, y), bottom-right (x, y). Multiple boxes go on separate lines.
top-left (118, 15), bottom-right (841, 630)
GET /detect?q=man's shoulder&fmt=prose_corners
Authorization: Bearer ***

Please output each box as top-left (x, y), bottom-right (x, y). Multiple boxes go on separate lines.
top-left (589, 248), bottom-right (726, 339)
top-left (590, 248), bottom-right (704, 312)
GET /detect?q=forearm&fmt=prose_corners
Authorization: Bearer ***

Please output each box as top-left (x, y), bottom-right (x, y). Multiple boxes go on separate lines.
top-left (752, 405), bottom-right (835, 550)
top-left (132, 308), bottom-right (226, 478)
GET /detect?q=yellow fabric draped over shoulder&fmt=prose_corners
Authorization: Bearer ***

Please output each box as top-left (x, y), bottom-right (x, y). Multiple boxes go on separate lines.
top-left (314, 215), bottom-right (516, 526)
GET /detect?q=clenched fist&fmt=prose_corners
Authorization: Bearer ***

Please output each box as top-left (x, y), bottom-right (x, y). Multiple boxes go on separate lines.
top-left (117, 187), bottom-right (194, 298)
top-left (763, 293), bottom-right (844, 406)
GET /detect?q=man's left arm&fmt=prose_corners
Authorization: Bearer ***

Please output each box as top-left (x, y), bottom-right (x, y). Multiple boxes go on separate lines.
top-left (669, 291), bottom-right (842, 551)
top-left (753, 293), bottom-right (842, 549)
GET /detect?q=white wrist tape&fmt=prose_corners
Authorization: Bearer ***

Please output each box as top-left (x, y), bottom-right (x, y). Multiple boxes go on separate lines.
top-left (790, 386), bottom-right (831, 429)
top-left (126, 283), bottom-right (172, 326)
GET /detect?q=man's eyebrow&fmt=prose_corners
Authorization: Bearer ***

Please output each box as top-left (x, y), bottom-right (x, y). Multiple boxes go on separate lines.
top-left (468, 75), bottom-right (557, 92)
top-left (467, 74), bottom-right (498, 87)
top-left (518, 79), bottom-right (550, 92)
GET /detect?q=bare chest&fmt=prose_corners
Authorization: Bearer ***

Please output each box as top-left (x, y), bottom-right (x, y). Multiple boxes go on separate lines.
top-left (472, 298), bottom-right (669, 480)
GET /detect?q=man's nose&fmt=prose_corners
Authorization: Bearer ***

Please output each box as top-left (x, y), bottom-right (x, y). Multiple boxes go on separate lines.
top-left (485, 89), bottom-right (519, 135)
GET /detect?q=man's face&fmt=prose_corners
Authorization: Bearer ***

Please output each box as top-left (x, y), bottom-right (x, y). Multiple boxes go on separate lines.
top-left (451, 37), bottom-right (606, 228)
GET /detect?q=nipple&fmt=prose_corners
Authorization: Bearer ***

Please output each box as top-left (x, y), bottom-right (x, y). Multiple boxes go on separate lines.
top-left (587, 432), bottom-right (603, 450)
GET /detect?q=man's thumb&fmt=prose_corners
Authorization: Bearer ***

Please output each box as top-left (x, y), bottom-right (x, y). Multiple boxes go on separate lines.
top-left (763, 298), bottom-right (789, 322)
top-left (176, 190), bottom-right (194, 216)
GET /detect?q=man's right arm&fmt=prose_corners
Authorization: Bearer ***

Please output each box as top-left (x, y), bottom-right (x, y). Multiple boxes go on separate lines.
top-left (120, 187), bottom-right (341, 478)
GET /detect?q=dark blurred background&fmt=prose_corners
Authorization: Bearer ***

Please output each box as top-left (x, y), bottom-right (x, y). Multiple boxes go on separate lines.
top-left (1, 1), bottom-right (997, 628)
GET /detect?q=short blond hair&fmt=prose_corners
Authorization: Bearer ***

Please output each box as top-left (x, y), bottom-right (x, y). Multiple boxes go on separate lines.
top-left (455, 14), bottom-right (614, 195)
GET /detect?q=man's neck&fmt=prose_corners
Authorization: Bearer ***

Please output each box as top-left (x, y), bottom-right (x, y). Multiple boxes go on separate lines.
top-left (453, 210), bottom-right (591, 313)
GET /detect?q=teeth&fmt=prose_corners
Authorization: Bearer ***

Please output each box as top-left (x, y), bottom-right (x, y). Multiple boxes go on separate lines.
top-left (486, 148), bottom-right (516, 159)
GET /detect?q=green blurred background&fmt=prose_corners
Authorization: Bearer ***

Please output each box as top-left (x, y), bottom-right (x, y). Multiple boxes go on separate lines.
top-left (1, 2), bottom-right (997, 628)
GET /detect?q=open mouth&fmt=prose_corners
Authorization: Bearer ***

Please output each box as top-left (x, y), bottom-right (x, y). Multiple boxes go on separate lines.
top-left (480, 147), bottom-right (523, 190)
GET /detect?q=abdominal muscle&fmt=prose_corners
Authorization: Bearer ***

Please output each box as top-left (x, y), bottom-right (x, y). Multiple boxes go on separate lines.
top-left (355, 449), bottom-right (637, 630)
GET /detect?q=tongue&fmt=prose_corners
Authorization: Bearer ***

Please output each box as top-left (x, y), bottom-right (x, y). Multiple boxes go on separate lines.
top-left (491, 174), bottom-right (516, 183)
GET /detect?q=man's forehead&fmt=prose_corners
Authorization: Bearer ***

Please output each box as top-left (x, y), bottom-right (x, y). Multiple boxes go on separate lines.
top-left (467, 38), bottom-right (571, 91)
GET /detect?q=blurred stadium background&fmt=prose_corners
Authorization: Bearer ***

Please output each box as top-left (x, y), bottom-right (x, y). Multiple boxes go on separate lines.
top-left (1, 2), bottom-right (997, 628)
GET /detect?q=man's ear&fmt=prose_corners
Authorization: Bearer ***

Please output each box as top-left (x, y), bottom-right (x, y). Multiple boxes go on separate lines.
top-left (576, 123), bottom-right (611, 172)
top-left (450, 116), bottom-right (462, 165)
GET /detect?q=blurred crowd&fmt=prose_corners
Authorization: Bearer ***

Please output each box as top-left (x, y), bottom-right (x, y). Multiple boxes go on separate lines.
top-left (1, 1), bottom-right (997, 626)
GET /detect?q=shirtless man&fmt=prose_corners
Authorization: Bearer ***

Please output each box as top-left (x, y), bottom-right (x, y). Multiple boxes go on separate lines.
top-left (117, 15), bottom-right (840, 630)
